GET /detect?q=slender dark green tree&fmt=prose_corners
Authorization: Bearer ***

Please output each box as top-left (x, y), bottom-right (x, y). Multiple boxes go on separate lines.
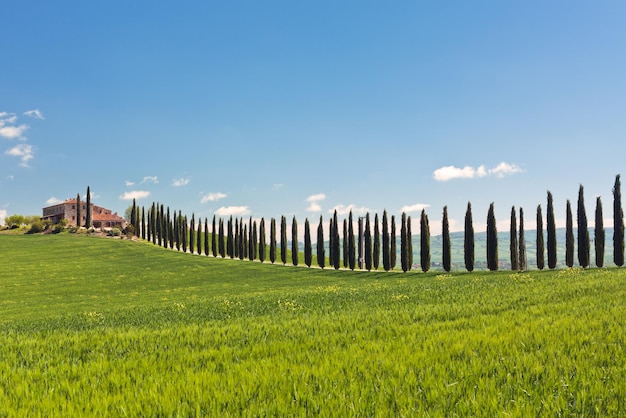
top-left (304, 218), bottom-right (312, 267)
top-left (577, 185), bottom-right (590, 268)
top-left (173, 211), bottom-right (179, 251)
top-left (358, 217), bottom-right (364, 269)
top-left (227, 216), bottom-right (234, 258)
top-left (400, 212), bottom-right (408, 272)
top-left (373, 213), bottom-right (380, 270)
top-left (141, 207), bottom-right (146, 240)
top-left (181, 214), bottom-right (188, 253)
top-left (234, 218), bottom-right (240, 259)
top-left (240, 222), bottom-right (246, 260)
top-left (76, 193), bottom-right (81, 228)
top-left (547, 191), bottom-right (557, 269)
top-left (382, 210), bottom-right (390, 271)
top-left (317, 215), bottom-right (325, 268)
top-left (420, 209), bottom-right (430, 272)
top-left (212, 215), bottom-right (217, 257)
top-left (407, 216), bottom-right (413, 271)
top-left (390, 215), bottom-right (397, 270)
top-left (197, 217), bottom-right (203, 255)
top-left (259, 218), bottom-right (266, 262)
top-left (348, 211), bottom-right (356, 270)
top-left (536, 205), bottom-right (545, 270)
top-left (595, 197), bottom-right (605, 268)
top-left (204, 218), bottom-right (209, 256)
top-left (270, 218), bottom-right (277, 264)
top-left (165, 206), bottom-right (171, 249)
top-left (342, 219), bottom-right (349, 268)
top-left (280, 216), bottom-right (287, 265)
top-left (150, 203), bottom-right (157, 244)
top-left (248, 217), bottom-right (254, 261)
top-left (486, 203), bottom-right (498, 271)
top-left (442, 206), bottom-right (451, 272)
top-left (291, 216), bottom-right (298, 266)
top-left (464, 202), bottom-right (474, 272)
top-left (519, 208), bottom-right (527, 271)
top-left (510, 206), bottom-right (519, 271)
top-left (85, 186), bottom-right (92, 228)
top-left (565, 200), bottom-right (574, 268)
top-left (131, 199), bottom-right (139, 236)
top-left (614, 174), bottom-right (624, 267)
top-left (328, 216), bottom-right (334, 268)
top-left (332, 210), bottom-right (340, 270)
top-left (189, 214), bottom-right (195, 254)
top-left (218, 218), bottom-right (225, 257)
top-left (364, 213), bottom-right (372, 271)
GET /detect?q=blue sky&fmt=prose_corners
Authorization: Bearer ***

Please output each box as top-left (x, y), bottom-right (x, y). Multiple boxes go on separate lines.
top-left (2, 1), bottom-right (626, 234)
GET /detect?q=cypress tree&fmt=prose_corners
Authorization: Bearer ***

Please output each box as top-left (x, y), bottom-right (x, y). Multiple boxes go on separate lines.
top-left (151, 203), bottom-right (157, 245)
top-left (173, 211), bottom-right (179, 250)
top-left (420, 209), bottom-right (430, 272)
top-left (536, 205), bottom-right (545, 270)
top-left (204, 218), bottom-right (209, 256)
top-left (189, 214), bottom-right (195, 254)
top-left (218, 218), bottom-right (225, 257)
top-left (212, 215), bottom-right (217, 257)
top-left (304, 218), bottom-right (312, 267)
top-left (464, 202), bottom-right (474, 272)
top-left (280, 216), bottom-right (287, 265)
top-left (348, 211), bottom-right (356, 270)
top-left (240, 222), bottom-right (247, 260)
top-left (566, 200), bottom-right (574, 268)
top-left (614, 174), bottom-right (624, 267)
top-left (333, 210), bottom-right (340, 270)
top-left (248, 217), bottom-right (254, 260)
top-left (182, 214), bottom-right (188, 253)
top-left (197, 217), bottom-right (202, 255)
top-left (291, 216), bottom-right (298, 266)
top-left (165, 206), bottom-right (171, 249)
top-left (595, 197), bottom-right (605, 268)
top-left (510, 206), bottom-right (519, 271)
top-left (234, 218), bottom-right (240, 259)
top-left (342, 219), bottom-right (348, 268)
top-left (76, 193), bottom-right (81, 228)
top-left (401, 212), bottom-right (408, 272)
top-left (364, 213), bottom-right (372, 271)
top-left (141, 207), bottom-right (146, 240)
top-left (317, 215), bottom-right (325, 268)
top-left (577, 185), bottom-right (590, 268)
top-left (373, 213), bottom-right (380, 270)
top-left (85, 186), bottom-right (92, 228)
top-left (390, 215), bottom-right (397, 270)
top-left (131, 198), bottom-right (138, 235)
top-left (227, 216), bottom-right (234, 258)
top-left (252, 221), bottom-right (258, 261)
top-left (486, 203), bottom-right (498, 271)
top-left (519, 208), bottom-right (527, 271)
top-left (382, 210), bottom-right (390, 271)
top-left (328, 217), bottom-right (334, 268)
top-left (259, 218), bottom-right (266, 262)
top-left (547, 191), bottom-right (557, 269)
top-left (442, 206), bottom-right (451, 272)
top-left (407, 216), bottom-right (413, 271)
top-left (358, 217), bottom-right (364, 269)
top-left (270, 218), bottom-right (277, 264)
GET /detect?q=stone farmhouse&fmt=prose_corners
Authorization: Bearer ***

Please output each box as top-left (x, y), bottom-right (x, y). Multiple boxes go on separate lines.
top-left (42, 199), bottom-right (126, 229)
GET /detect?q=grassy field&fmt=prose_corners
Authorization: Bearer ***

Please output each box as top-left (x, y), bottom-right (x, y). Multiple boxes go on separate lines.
top-left (1, 234), bottom-right (625, 416)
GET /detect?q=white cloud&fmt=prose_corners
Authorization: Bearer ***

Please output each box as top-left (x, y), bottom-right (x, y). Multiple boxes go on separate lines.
top-left (46, 196), bottom-right (63, 205)
top-left (5, 144), bottom-right (33, 166)
top-left (433, 162), bottom-right (522, 181)
top-left (24, 109), bottom-right (44, 120)
top-left (0, 124), bottom-right (28, 139)
top-left (125, 180), bottom-right (135, 186)
top-left (172, 177), bottom-right (190, 187)
top-left (0, 209), bottom-right (7, 225)
top-left (273, 183), bottom-right (284, 190)
top-left (215, 206), bottom-right (251, 216)
top-left (120, 190), bottom-right (150, 200)
top-left (201, 192), bottom-right (227, 203)
top-left (329, 204), bottom-right (369, 216)
top-left (140, 176), bottom-right (158, 184)
top-left (306, 193), bottom-right (326, 212)
top-left (400, 203), bottom-right (430, 213)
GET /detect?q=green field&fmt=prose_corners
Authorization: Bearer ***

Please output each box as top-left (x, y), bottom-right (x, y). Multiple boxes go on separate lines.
top-left (1, 234), bottom-right (625, 416)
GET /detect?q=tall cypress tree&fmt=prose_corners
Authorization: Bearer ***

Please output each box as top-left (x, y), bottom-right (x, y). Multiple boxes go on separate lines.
top-left (227, 216), bottom-right (234, 258)
top-left (197, 217), bottom-right (203, 255)
top-left (259, 218), bottom-right (266, 262)
top-left (565, 200), bottom-right (574, 268)
top-left (364, 213), bottom-right (372, 271)
top-left (317, 215), bottom-right (325, 269)
top-left (614, 174), bottom-right (624, 267)
top-left (189, 214), bottom-right (195, 254)
top-left (348, 211), bottom-right (355, 270)
top-left (328, 217), bottom-right (334, 268)
top-left (270, 218), bottom-right (277, 264)
top-left (358, 217), bottom-right (364, 269)
top-left (234, 218), bottom-right (240, 259)
top-left (204, 218), bottom-right (209, 256)
top-left (510, 206), bottom-right (519, 271)
top-left (577, 185), bottom-right (590, 268)
top-left (547, 191), bottom-right (557, 269)
top-left (280, 216), bottom-right (287, 265)
top-left (291, 216), bottom-right (298, 266)
top-left (400, 212), bottom-right (408, 272)
top-left (304, 218), bottom-right (312, 267)
top-left (486, 203), bottom-right (498, 271)
top-left (442, 206), bottom-right (451, 272)
top-left (165, 206), bottom-right (171, 249)
top-left (131, 198), bottom-right (138, 235)
top-left (182, 214), bottom-right (188, 253)
top-left (390, 215), bottom-right (397, 270)
top-left (333, 210), bottom-right (340, 270)
top-left (382, 210), bottom-right (390, 271)
top-left (212, 215), bottom-right (217, 257)
top-left (248, 217), bottom-right (254, 261)
top-left (76, 193), bottom-right (81, 228)
top-left (464, 202), bottom-right (474, 272)
top-left (519, 208), bottom-right (527, 271)
top-left (536, 205), bottom-right (545, 270)
top-left (173, 211), bottom-right (179, 250)
top-left (342, 220), bottom-right (348, 268)
top-left (218, 218), bottom-right (225, 257)
top-left (407, 216), bottom-right (413, 271)
top-left (420, 209), bottom-right (430, 272)
top-left (141, 207), bottom-right (146, 240)
top-left (150, 202), bottom-right (157, 244)
top-left (595, 197), bottom-right (605, 268)
top-left (85, 186), bottom-right (92, 228)
top-left (373, 213), bottom-right (380, 270)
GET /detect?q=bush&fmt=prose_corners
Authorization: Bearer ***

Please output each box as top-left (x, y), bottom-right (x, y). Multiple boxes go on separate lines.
top-left (108, 228), bottom-right (122, 237)
top-left (28, 220), bottom-right (46, 234)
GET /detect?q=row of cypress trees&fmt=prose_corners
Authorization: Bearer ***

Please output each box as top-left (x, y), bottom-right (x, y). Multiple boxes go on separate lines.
top-left (127, 174), bottom-right (626, 272)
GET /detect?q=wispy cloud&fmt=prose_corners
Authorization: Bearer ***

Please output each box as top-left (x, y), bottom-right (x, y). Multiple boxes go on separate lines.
top-left (400, 203), bottom-right (430, 213)
top-left (46, 196), bottom-right (62, 205)
top-left (125, 180), bottom-right (135, 186)
top-left (273, 183), bottom-right (284, 190)
top-left (215, 206), bottom-right (250, 216)
top-left (5, 144), bottom-right (33, 167)
top-left (140, 176), bottom-right (158, 184)
top-left (24, 109), bottom-right (45, 120)
top-left (201, 192), bottom-right (227, 204)
top-left (329, 204), bottom-right (369, 216)
top-left (306, 193), bottom-right (326, 212)
top-left (0, 209), bottom-right (7, 225)
top-left (120, 190), bottom-right (150, 200)
top-left (172, 177), bottom-right (190, 187)
top-left (433, 162), bottom-right (523, 181)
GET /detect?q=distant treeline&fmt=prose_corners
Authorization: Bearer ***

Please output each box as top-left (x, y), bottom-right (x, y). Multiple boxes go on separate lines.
top-left (122, 174), bottom-right (626, 272)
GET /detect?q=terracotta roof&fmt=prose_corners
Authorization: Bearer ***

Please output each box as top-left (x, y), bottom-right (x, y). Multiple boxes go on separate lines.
top-left (93, 212), bottom-right (125, 222)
